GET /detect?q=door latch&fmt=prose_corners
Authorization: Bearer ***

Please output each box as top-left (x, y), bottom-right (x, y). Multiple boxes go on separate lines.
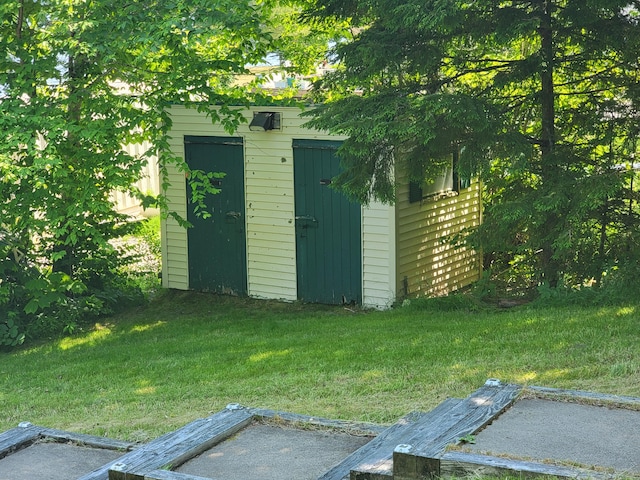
top-left (295, 215), bottom-right (318, 228)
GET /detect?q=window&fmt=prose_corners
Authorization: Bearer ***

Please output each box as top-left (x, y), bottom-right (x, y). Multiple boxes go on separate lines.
top-left (408, 149), bottom-right (470, 203)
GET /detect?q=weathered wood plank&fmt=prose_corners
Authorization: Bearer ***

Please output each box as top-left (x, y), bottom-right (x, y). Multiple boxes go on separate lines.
top-left (40, 427), bottom-right (135, 452)
top-left (439, 451), bottom-right (614, 480)
top-left (143, 469), bottom-right (218, 480)
top-left (527, 385), bottom-right (640, 409)
top-left (105, 406), bottom-right (253, 480)
top-left (0, 423), bottom-right (44, 459)
top-left (349, 399), bottom-right (463, 480)
top-left (250, 408), bottom-right (387, 436)
top-left (393, 382), bottom-right (522, 480)
top-left (317, 399), bottom-right (462, 480)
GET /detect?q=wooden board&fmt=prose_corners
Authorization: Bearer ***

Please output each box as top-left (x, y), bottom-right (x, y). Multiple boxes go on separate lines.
top-left (400, 383), bottom-right (640, 480)
top-left (0, 423), bottom-right (43, 459)
top-left (40, 427), bottom-right (135, 452)
top-left (102, 407), bottom-right (254, 480)
top-left (143, 468), bottom-right (217, 480)
top-left (317, 399), bottom-right (462, 480)
top-left (250, 408), bottom-right (387, 436)
top-left (393, 381), bottom-right (522, 480)
top-left (438, 451), bottom-right (612, 480)
top-left (527, 385), bottom-right (640, 409)
top-left (0, 422), bottom-right (133, 463)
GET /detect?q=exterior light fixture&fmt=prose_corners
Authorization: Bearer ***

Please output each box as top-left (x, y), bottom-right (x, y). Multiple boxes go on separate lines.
top-left (249, 112), bottom-right (281, 131)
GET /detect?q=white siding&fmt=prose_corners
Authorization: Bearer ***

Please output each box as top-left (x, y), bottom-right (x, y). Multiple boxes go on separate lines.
top-left (113, 141), bottom-right (160, 218)
top-left (362, 200), bottom-right (396, 309)
top-left (162, 106), bottom-right (396, 306)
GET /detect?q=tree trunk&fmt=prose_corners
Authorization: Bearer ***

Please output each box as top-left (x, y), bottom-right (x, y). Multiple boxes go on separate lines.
top-left (52, 48), bottom-right (85, 277)
top-left (538, 0), bottom-right (561, 287)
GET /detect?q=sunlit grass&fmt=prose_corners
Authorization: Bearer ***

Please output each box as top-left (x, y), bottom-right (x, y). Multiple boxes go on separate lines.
top-left (0, 291), bottom-right (638, 442)
top-left (58, 324), bottom-right (113, 350)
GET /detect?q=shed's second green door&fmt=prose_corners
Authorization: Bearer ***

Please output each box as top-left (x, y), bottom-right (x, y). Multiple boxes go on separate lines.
top-left (185, 136), bottom-right (246, 295)
top-left (293, 139), bottom-right (362, 304)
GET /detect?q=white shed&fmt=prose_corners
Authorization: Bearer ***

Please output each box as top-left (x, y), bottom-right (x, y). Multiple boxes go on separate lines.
top-left (161, 105), bottom-right (481, 308)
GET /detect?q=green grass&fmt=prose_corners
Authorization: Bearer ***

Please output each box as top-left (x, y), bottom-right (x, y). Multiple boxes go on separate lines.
top-left (1, 291), bottom-right (639, 443)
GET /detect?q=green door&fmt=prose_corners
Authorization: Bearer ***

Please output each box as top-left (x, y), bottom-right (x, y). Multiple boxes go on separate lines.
top-left (185, 136), bottom-right (246, 295)
top-left (293, 139), bottom-right (362, 304)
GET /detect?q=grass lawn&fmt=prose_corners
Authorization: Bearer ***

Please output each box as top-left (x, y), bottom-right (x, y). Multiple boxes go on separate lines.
top-left (1, 291), bottom-right (638, 443)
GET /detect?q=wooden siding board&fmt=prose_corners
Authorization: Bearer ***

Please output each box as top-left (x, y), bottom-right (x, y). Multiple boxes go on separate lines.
top-left (398, 246), bottom-right (477, 263)
top-left (246, 283), bottom-right (297, 300)
top-left (244, 196), bottom-right (293, 207)
top-left (166, 270), bottom-right (188, 282)
top-left (362, 223), bottom-right (395, 237)
top-left (244, 193), bottom-right (294, 205)
top-left (246, 245), bottom-right (295, 258)
top-left (397, 248), bottom-right (475, 268)
top-left (248, 243), bottom-right (295, 255)
top-left (362, 201), bottom-right (396, 309)
top-left (245, 159), bottom-right (293, 169)
top-left (247, 257), bottom-right (297, 272)
top-left (396, 176), bottom-right (481, 298)
top-left (398, 206), bottom-right (480, 229)
top-left (398, 208), bottom-right (480, 233)
top-left (245, 213), bottom-right (294, 224)
top-left (245, 171), bottom-right (292, 182)
top-left (247, 273), bottom-right (296, 290)
top-left (363, 245), bottom-right (394, 257)
top-left (411, 270), bottom-right (480, 297)
top-left (362, 275), bottom-right (393, 291)
top-left (246, 231), bottom-right (294, 243)
top-left (362, 255), bottom-right (393, 269)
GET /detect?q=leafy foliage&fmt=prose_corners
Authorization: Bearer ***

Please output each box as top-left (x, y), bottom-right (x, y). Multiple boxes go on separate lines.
top-left (0, 0), bottom-right (337, 346)
top-left (0, 226), bottom-right (144, 347)
top-left (305, 0), bottom-right (640, 290)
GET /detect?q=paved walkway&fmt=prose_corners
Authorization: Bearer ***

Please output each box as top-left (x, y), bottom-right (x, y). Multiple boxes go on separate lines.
top-left (2, 384), bottom-right (639, 480)
top-left (468, 398), bottom-right (640, 475)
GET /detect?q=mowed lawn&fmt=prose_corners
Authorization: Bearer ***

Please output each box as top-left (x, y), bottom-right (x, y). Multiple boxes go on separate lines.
top-left (1, 291), bottom-right (638, 443)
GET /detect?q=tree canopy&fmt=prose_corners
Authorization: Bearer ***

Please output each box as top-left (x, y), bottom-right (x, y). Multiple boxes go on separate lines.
top-left (0, 0), bottom-right (338, 345)
top-left (305, 0), bottom-right (640, 290)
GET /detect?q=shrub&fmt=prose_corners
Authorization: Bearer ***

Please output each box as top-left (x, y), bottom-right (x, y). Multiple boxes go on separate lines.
top-left (0, 226), bottom-right (151, 349)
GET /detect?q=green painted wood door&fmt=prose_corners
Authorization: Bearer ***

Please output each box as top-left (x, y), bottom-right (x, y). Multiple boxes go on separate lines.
top-left (293, 139), bottom-right (362, 304)
top-left (185, 136), bottom-right (246, 295)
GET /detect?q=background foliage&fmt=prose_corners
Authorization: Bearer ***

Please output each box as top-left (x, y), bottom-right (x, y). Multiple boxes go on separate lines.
top-left (0, 0), bottom-right (340, 347)
top-left (305, 0), bottom-right (640, 294)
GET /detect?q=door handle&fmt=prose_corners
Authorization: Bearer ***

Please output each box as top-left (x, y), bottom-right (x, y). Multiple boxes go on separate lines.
top-left (295, 215), bottom-right (318, 228)
top-left (225, 211), bottom-right (242, 220)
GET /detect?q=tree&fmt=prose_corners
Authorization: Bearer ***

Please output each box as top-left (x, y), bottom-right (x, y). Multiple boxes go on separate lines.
top-left (1, 0), bottom-right (269, 272)
top-left (304, 0), bottom-right (640, 290)
top-left (0, 0), bottom-right (336, 342)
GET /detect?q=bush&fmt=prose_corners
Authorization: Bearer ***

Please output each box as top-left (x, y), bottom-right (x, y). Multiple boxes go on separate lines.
top-left (531, 261), bottom-right (640, 308)
top-left (400, 292), bottom-right (490, 313)
top-left (0, 225), bottom-right (153, 349)
top-left (0, 230), bottom-right (32, 347)
top-left (115, 216), bottom-right (162, 298)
